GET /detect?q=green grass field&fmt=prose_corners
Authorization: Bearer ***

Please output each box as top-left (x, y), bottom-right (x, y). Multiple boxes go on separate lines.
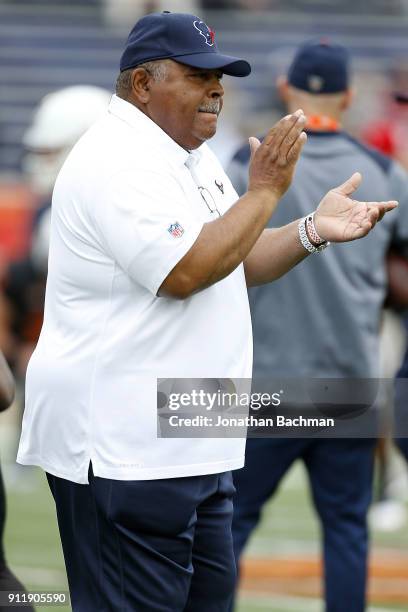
top-left (2, 415), bottom-right (408, 612)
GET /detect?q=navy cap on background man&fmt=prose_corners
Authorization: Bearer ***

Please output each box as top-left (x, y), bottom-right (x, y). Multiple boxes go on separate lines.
top-left (288, 39), bottom-right (349, 93)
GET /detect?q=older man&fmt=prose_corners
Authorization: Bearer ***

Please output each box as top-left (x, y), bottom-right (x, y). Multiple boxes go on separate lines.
top-left (17, 13), bottom-right (396, 612)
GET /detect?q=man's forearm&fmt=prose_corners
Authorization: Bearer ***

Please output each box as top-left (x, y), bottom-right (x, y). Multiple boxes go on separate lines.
top-left (159, 189), bottom-right (280, 298)
top-left (187, 190), bottom-right (282, 289)
top-left (244, 222), bottom-right (310, 287)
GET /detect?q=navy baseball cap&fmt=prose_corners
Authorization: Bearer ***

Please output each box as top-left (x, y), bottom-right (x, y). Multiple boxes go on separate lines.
top-left (120, 11), bottom-right (251, 77)
top-left (288, 39), bottom-right (350, 93)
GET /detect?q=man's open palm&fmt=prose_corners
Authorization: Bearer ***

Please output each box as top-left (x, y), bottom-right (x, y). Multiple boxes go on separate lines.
top-left (314, 172), bottom-right (398, 242)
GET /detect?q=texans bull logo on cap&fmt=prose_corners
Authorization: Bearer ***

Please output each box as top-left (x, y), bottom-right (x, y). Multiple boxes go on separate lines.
top-left (193, 20), bottom-right (215, 47)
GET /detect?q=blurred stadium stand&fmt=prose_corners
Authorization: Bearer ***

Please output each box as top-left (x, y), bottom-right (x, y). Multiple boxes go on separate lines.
top-left (2, 0), bottom-right (408, 174)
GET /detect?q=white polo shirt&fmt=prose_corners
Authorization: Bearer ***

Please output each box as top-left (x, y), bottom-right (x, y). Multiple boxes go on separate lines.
top-left (17, 95), bottom-right (252, 484)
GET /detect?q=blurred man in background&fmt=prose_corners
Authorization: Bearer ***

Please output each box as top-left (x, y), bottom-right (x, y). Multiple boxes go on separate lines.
top-left (228, 40), bottom-right (408, 612)
top-left (22, 86), bottom-right (112, 276)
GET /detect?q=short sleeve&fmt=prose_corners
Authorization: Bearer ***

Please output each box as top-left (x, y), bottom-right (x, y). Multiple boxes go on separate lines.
top-left (95, 168), bottom-right (204, 294)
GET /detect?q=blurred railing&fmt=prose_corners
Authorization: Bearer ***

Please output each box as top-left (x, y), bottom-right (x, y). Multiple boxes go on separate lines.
top-left (2, 1), bottom-right (408, 174)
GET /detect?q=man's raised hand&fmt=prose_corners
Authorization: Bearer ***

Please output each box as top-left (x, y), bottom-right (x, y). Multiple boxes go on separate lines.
top-left (313, 172), bottom-right (398, 242)
top-left (248, 109), bottom-right (307, 200)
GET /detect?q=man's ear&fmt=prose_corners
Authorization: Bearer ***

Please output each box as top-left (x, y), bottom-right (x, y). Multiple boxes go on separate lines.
top-left (342, 87), bottom-right (354, 111)
top-left (276, 75), bottom-right (289, 103)
top-left (130, 67), bottom-right (152, 104)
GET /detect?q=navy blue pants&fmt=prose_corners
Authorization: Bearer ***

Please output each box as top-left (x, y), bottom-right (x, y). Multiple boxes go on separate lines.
top-left (47, 467), bottom-right (236, 612)
top-left (232, 438), bottom-right (376, 612)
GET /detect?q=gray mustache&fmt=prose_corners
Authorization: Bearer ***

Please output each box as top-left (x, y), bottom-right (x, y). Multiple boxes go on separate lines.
top-left (198, 102), bottom-right (220, 114)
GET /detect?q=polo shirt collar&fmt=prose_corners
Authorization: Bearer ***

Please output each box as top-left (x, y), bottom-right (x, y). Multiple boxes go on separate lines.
top-left (108, 95), bottom-right (191, 167)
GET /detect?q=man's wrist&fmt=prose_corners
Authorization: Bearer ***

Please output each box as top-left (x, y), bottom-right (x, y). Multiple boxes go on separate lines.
top-left (305, 217), bottom-right (322, 246)
top-left (248, 183), bottom-right (280, 196)
top-left (310, 212), bottom-right (328, 243)
top-left (247, 186), bottom-right (282, 207)
top-left (298, 213), bottom-right (330, 254)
